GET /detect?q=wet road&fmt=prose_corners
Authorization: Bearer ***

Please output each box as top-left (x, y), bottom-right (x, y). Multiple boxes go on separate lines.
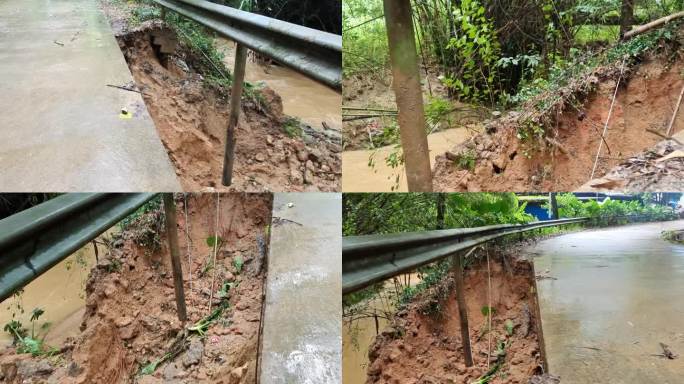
top-left (526, 221), bottom-right (684, 383)
top-left (260, 193), bottom-right (342, 384)
top-left (0, 0), bottom-right (180, 191)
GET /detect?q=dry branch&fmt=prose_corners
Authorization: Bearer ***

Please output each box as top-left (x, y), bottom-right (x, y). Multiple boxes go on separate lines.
top-left (622, 11), bottom-right (684, 40)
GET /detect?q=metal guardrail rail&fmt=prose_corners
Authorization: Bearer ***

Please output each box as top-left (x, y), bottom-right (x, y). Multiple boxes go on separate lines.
top-left (342, 217), bottom-right (588, 294)
top-left (152, 0), bottom-right (342, 90)
top-left (0, 193), bottom-right (154, 302)
top-left (152, 0), bottom-right (342, 186)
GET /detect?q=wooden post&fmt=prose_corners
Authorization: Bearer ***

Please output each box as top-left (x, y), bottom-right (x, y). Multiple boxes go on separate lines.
top-left (222, 43), bottom-right (248, 186)
top-left (453, 252), bottom-right (473, 366)
top-left (383, 0), bottom-right (433, 192)
top-left (163, 194), bottom-right (188, 323)
top-left (160, 5), bottom-right (167, 21)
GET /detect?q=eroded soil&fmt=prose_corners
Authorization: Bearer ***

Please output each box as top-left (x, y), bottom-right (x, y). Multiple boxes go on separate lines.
top-left (0, 193), bottom-right (271, 383)
top-left (365, 253), bottom-right (546, 384)
top-left (116, 23), bottom-right (341, 192)
top-left (434, 52), bottom-right (684, 192)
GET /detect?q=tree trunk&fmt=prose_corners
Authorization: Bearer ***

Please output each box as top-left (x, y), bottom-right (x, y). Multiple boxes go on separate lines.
top-left (383, 0), bottom-right (433, 191)
top-left (549, 193), bottom-right (559, 220)
top-left (620, 0), bottom-right (635, 36)
top-left (436, 194), bottom-right (446, 230)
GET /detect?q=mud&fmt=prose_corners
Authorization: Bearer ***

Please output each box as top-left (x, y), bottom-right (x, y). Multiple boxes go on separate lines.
top-left (0, 193), bottom-right (271, 384)
top-left (113, 23), bottom-right (341, 192)
top-left (365, 254), bottom-right (544, 384)
top-left (434, 54), bottom-right (684, 192)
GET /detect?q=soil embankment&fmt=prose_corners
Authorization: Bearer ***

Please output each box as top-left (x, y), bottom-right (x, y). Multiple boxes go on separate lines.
top-left (0, 193), bottom-right (271, 383)
top-left (434, 53), bottom-right (684, 192)
top-left (116, 23), bottom-right (341, 192)
top-left (364, 252), bottom-right (547, 384)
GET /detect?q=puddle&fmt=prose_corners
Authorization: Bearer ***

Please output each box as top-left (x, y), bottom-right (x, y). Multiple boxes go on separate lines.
top-left (217, 38), bottom-right (342, 131)
top-left (0, 242), bottom-right (100, 347)
top-left (528, 221), bottom-right (684, 383)
top-left (342, 128), bottom-right (476, 192)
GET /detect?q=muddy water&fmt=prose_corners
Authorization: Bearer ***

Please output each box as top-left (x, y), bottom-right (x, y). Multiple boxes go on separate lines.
top-left (342, 128), bottom-right (476, 192)
top-left (342, 274), bottom-right (421, 383)
top-left (217, 39), bottom-right (342, 131)
top-left (0, 241), bottom-right (103, 347)
top-left (527, 221), bottom-right (684, 383)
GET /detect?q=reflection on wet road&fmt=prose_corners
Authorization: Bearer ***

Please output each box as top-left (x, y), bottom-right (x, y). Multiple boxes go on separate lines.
top-left (526, 221), bottom-right (684, 383)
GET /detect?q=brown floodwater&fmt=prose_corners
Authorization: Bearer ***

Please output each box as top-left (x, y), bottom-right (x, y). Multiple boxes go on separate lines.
top-left (342, 127), bottom-right (476, 192)
top-left (528, 220), bottom-right (684, 383)
top-left (217, 38), bottom-right (342, 131)
top-left (0, 237), bottom-right (107, 347)
top-left (342, 274), bottom-right (421, 383)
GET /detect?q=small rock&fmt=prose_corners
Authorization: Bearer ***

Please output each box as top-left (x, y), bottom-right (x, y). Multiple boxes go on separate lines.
top-left (17, 359), bottom-right (53, 377)
top-left (183, 339), bottom-right (204, 367)
top-left (230, 364), bottom-right (248, 381)
top-left (266, 135), bottom-right (274, 145)
top-left (115, 316), bottom-right (133, 328)
top-left (119, 324), bottom-right (138, 340)
top-left (296, 149), bottom-right (309, 162)
top-left (255, 153), bottom-right (266, 162)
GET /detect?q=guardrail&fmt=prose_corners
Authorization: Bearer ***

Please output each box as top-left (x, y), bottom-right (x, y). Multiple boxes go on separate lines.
top-left (342, 218), bottom-right (588, 294)
top-left (342, 212), bottom-right (680, 294)
top-left (153, 0), bottom-right (341, 89)
top-left (0, 193), bottom-right (154, 302)
top-left (152, 0), bottom-right (341, 186)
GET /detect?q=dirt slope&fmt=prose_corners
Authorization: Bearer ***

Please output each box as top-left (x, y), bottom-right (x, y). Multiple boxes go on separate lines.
top-left (434, 53), bottom-right (684, 192)
top-left (366, 254), bottom-right (545, 384)
top-left (115, 23), bottom-right (341, 192)
top-left (0, 193), bottom-right (271, 384)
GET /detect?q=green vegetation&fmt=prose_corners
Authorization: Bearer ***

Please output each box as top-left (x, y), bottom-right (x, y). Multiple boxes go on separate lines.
top-left (282, 117), bottom-right (304, 138)
top-left (545, 193), bottom-right (678, 225)
top-left (343, 0), bottom-right (683, 154)
top-left (3, 307), bottom-right (59, 357)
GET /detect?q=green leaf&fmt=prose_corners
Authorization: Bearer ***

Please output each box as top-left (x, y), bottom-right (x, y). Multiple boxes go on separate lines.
top-left (505, 319), bottom-right (514, 336)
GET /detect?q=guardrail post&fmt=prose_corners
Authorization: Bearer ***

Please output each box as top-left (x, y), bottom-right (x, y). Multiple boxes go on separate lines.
top-left (453, 251), bottom-right (473, 366)
top-left (222, 43), bottom-right (247, 186)
top-left (163, 193), bottom-right (188, 323)
top-left (383, 0), bottom-right (433, 192)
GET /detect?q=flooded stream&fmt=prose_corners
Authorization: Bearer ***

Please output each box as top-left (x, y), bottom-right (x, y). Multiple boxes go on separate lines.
top-left (0, 238), bottom-right (106, 347)
top-left (342, 127), bottom-right (476, 192)
top-left (342, 274), bottom-right (421, 383)
top-left (217, 38), bottom-right (342, 131)
top-left (527, 221), bottom-right (684, 383)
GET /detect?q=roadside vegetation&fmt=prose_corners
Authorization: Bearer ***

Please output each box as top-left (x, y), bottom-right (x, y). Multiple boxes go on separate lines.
top-left (343, 0), bottom-right (684, 184)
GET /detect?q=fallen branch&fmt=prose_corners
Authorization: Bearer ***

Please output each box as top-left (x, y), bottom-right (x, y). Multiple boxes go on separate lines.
top-left (645, 127), bottom-right (684, 145)
top-left (622, 11), bottom-right (684, 40)
top-left (666, 83), bottom-right (684, 136)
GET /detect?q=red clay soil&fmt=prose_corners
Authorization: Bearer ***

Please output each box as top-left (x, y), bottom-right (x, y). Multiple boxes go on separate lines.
top-left (366, 255), bottom-right (545, 384)
top-left (434, 55), bottom-right (684, 192)
top-left (0, 193), bottom-right (271, 384)
top-left (115, 21), bottom-right (341, 192)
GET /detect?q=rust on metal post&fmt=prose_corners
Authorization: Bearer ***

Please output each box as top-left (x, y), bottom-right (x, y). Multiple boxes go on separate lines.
top-left (383, 0), bottom-right (433, 191)
top-left (222, 43), bottom-right (247, 186)
top-left (163, 193), bottom-right (188, 323)
top-left (453, 251), bottom-right (473, 366)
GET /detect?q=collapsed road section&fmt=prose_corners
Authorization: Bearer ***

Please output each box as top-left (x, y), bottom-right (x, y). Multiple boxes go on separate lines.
top-left (0, 192), bottom-right (342, 384)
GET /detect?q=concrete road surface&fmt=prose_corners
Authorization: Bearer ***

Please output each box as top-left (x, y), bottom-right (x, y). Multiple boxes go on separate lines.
top-left (0, 0), bottom-right (180, 192)
top-left (260, 193), bottom-right (342, 384)
top-left (529, 221), bottom-right (684, 384)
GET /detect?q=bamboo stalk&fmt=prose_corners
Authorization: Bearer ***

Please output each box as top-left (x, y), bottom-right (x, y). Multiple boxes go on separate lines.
top-left (666, 83), bottom-right (684, 137)
top-left (622, 11), bottom-right (684, 40)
